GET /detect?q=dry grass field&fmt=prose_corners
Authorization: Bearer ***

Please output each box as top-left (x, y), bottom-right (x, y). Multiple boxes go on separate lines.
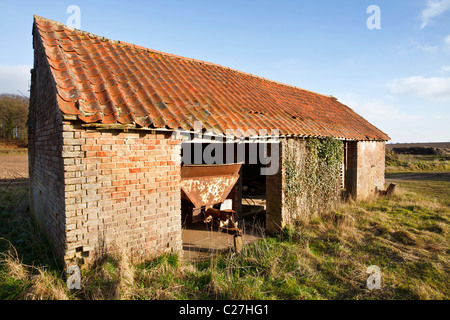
top-left (0, 147), bottom-right (448, 300)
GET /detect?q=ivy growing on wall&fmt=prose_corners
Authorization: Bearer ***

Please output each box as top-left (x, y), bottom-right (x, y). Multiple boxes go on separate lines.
top-left (284, 137), bottom-right (343, 221)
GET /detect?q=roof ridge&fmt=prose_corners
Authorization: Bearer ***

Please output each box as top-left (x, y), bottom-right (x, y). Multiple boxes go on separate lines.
top-left (33, 15), bottom-right (334, 100)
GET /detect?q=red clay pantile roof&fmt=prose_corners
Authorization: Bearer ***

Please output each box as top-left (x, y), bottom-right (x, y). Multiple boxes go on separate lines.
top-left (33, 16), bottom-right (389, 141)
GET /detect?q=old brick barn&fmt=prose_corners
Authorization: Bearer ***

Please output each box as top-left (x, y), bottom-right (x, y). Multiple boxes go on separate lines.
top-left (29, 16), bottom-right (390, 267)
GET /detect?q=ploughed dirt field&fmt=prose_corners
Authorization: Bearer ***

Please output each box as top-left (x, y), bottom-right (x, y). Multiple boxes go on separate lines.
top-left (386, 171), bottom-right (450, 182)
top-left (386, 142), bottom-right (450, 149)
top-left (0, 154), bottom-right (28, 185)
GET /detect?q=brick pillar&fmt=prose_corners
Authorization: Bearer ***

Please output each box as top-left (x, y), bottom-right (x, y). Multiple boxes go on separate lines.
top-left (345, 141), bottom-right (386, 200)
top-left (345, 141), bottom-right (358, 199)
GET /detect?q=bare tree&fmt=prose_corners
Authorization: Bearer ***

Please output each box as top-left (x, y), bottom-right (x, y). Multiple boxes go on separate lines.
top-left (0, 94), bottom-right (29, 143)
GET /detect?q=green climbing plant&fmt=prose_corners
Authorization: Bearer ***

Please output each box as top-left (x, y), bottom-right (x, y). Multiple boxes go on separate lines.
top-left (284, 137), bottom-right (343, 221)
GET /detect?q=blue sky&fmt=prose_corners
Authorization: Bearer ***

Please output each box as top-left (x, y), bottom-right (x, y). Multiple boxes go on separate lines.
top-left (0, 0), bottom-right (449, 143)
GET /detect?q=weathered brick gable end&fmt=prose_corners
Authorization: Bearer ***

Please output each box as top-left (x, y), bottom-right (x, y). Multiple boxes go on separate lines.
top-left (29, 23), bottom-right (67, 262)
top-left (29, 24), bottom-right (182, 266)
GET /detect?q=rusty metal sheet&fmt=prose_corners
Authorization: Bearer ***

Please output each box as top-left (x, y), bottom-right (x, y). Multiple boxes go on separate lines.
top-left (181, 163), bottom-right (242, 208)
top-left (181, 163), bottom-right (241, 179)
top-left (181, 175), bottom-right (238, 208)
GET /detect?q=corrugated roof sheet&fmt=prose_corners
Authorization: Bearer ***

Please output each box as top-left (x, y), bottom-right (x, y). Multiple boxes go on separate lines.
top-left (33, 15), bottom-right (390, 141)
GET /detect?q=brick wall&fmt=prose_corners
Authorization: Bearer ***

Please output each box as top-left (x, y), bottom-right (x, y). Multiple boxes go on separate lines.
top-left (266, 138), bottom-right (309, 233)
top-left (28, 24), bottom-right (66, 263)
top-left (62, 124), bottom-right (183, 265)
top-left (355, 141), bottom-right (386, 199)
top-left (345, 141), bottom-right (386, 200)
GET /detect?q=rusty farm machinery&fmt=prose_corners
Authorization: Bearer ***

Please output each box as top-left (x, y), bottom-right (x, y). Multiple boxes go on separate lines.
top-left (180, 163), bottom-right (243, 251)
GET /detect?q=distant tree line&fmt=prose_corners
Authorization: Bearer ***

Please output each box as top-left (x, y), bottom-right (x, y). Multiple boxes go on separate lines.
top-left (0, 94), bottom-right (29, 143)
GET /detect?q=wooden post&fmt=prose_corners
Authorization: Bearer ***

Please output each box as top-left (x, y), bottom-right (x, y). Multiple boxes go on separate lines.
top-left (234, 234), bottom-right (243, 253)
top-left (386, 183), bottom-right (397, 196)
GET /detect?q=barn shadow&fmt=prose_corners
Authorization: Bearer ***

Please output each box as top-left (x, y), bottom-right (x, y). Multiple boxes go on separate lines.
top-left (181, 219), bottom-right (264, 262)
top-left (0, 177), bottom-right (61, 271)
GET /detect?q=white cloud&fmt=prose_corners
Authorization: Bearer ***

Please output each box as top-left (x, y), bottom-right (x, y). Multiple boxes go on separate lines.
top-left (445, 35), bottom-right (450, 51)
top-left (411, 40), bottom-right (439, 53)
top-left (438, 65), bottom-right (450, 73)
top-left (0, 65), bottom-right (32, 96)
top-left (386, 76), bottom-right (450, 101)
top-left (338, 93), bottom-right (420, 123)
top-left (420, 0), bottom-right (450, 29)
top-left (337, 93), bottom-right (449, 143)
